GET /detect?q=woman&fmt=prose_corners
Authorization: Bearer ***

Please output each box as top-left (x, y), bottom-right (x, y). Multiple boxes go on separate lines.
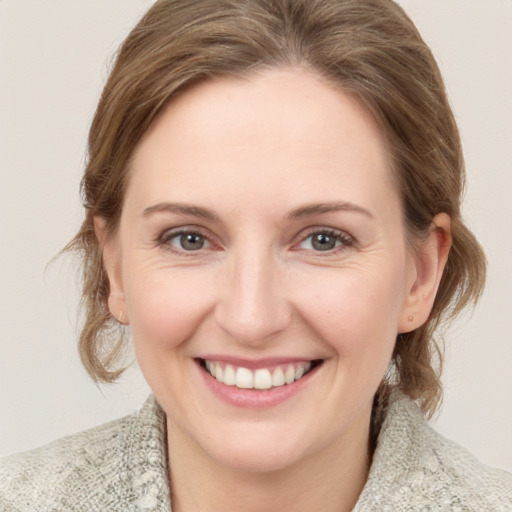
top-left (1, 0), bottom-right (511, 510)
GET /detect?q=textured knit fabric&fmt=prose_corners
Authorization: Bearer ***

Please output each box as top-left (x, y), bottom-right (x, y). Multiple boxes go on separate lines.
top-left (354, 392), bottom-right (512, 511)
top-left (1, 392), bottom-right (511, 511)
top-left (0, 396), bottom-right (171, 511)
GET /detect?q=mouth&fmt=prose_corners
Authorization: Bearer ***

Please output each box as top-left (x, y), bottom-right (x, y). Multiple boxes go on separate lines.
top-left (198, 358), bottom-right (323, 391)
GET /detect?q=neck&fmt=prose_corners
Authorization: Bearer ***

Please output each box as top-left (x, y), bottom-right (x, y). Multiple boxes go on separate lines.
top-left (167, 417), bottom-right (371, 512)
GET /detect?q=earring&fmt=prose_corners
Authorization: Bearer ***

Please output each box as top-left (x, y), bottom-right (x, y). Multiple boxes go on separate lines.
top-left (118, 311), bottom-right (124, 323)
top-left (407, 315), bottom-right (414, 322)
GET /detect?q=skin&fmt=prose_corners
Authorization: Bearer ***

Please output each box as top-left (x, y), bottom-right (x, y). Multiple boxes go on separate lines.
top-left (98, 67), bottom-right (451, 512)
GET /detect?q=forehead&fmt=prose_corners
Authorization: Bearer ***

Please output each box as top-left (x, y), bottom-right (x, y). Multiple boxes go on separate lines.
top-left (127, 67), bottom-right (399, 218)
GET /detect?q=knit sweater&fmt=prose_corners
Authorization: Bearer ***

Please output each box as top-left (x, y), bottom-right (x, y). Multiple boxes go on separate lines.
top-left (1, 392), bottom-right (511, 511)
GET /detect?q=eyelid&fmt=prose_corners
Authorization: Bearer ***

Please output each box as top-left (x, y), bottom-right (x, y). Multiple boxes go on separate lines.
top-left (292, 226), bottom-right (356, 253)
top-left (157, 225), bottom-right (219, 254)
top-left (155, 224), bottom-right (355, 255)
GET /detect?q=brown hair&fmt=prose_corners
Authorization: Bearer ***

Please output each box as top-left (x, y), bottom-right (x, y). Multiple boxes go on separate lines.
top-left (67, 0), bottom-right (486, 416)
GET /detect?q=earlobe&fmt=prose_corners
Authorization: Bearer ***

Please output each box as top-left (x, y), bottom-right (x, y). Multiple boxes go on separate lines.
top-left (93, 216), bottom-right (128, 325)
top-left (398, 213), bottom-right (452, 333)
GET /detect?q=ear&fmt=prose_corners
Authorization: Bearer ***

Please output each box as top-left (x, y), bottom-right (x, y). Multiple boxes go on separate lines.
top-left (94, 216), bottom-right (129, 325)
top-left (398, 213), bottom-right (451, 333)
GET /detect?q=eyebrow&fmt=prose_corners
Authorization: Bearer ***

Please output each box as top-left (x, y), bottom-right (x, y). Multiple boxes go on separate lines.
top-left (142, 200), bottom-right (373, 222)
top-left (142, 202), bottom-right (220, 222)
top-left (287, 201), bottom-right (374, 220)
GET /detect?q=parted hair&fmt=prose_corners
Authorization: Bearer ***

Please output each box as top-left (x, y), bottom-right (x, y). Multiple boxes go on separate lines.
top-left (67, 0), bottom-right (486, 416)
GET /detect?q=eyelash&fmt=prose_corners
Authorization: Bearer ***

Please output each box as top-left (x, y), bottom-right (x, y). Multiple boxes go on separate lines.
top-left (158, 227), bottom-right (214, 255)
top-left (157, 226), bottom-right (355, 255)
top-left (294, 227), bottom-right (355, 255)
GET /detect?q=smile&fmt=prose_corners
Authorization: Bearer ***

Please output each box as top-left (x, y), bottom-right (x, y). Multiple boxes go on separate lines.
top-left (200, 359), bottom-right (321, 390)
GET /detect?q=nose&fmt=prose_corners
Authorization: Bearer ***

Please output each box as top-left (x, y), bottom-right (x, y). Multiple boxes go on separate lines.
top-left (214, 245), bottom-right (292, 347)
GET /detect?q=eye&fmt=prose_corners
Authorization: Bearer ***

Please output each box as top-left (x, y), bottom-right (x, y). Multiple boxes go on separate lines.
top-left (160, 229), bottom-right (211, 252)
top-left (297, 229), bottom-right (354, 252)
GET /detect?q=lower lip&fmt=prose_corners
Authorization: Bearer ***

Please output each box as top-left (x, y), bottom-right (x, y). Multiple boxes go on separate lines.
top-left (197, 361), bottom-right (320, 409)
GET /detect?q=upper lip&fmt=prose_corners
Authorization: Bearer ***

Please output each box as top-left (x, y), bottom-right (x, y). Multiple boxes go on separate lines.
top-left (196, 355), bottom-right (322, 370)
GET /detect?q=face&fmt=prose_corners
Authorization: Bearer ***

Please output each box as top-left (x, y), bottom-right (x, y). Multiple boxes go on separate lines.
top-left (103, 68), bottom-right (428, 473)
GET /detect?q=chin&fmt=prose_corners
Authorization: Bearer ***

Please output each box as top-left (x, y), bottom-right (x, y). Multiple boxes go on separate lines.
top-left (204, 429), bottom-right (307, 474)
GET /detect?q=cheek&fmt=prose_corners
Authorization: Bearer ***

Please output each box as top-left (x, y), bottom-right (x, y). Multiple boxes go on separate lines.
top-left (296, 264), bottom-right (406, 356)
top-left (125, 268), bottom-right (215, 352)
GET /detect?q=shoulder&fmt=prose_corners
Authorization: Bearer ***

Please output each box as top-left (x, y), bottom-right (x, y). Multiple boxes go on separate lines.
top-left (356, 391), bottom-right (512, 511)
top-left (0, 395), bottom-right (170, 511)
top-left (0, 414), bottom-right (131, 511)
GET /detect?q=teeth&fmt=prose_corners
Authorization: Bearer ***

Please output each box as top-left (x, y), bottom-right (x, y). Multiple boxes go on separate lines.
top-left (235, 367), bottom-right (253, 389)
top-left (271, 367), bottom-right (285, 387)
top-left (205, 360), bottom-right (315, 390)
top-left (223, 365), bottom-right (236, 386)
top-left (254, 369), bottom-right (272, 390)
top-left (295, 362), bottom-right (311, 381)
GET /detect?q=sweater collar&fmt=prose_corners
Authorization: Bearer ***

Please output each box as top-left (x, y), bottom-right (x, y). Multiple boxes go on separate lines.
top-left (122, 394), bottom-right (172, 510)
top-left (130, 391), bottom-right (429, 511)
